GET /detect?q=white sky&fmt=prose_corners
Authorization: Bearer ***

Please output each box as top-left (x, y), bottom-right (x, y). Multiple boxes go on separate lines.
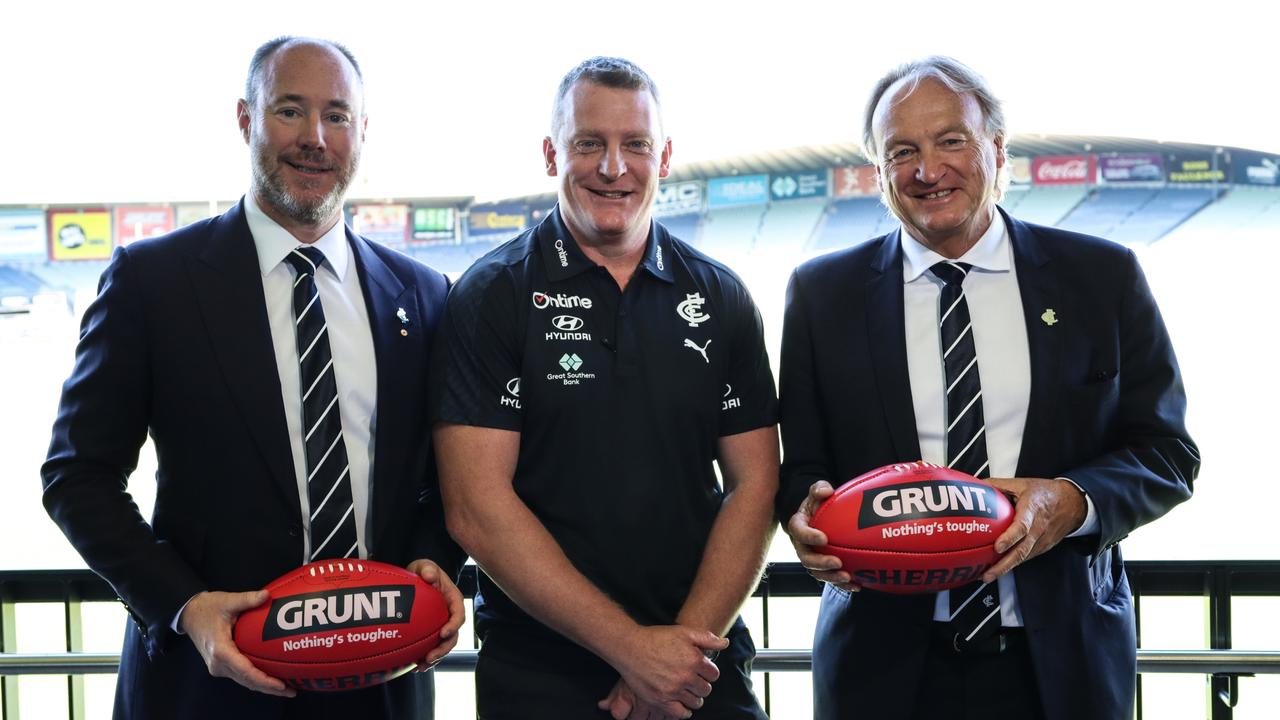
top-left (3, 0), bottom-right (1276, 206)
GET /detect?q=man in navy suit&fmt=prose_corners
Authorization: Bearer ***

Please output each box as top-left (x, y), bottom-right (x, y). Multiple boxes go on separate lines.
top-left (779, 56), bottom-right (1199, 719)
top-left (42, 37), bottom-right (464, 719)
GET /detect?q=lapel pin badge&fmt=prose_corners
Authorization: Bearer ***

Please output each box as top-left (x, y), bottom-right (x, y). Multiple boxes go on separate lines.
top-left (397, 307), bottom-right (410, 336)
top-left (1041, 308), bottom-right (1058, 326)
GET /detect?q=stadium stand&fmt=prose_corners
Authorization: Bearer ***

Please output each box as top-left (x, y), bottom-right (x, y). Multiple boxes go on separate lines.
top-left (0, 266), bottom-right (45, 297)
top-left (1108, 187), bottom-right (1220, 245)
top-left (754, 198), bottom-right (826, 253)
top-left (999, 185), bottom-right (1088, 226)
top-left (698, 204), bottom-right (767, 256)
top-left (809, 197), bottom-right (895, 252)
top-left (659, 212), bottom-right (702, 244)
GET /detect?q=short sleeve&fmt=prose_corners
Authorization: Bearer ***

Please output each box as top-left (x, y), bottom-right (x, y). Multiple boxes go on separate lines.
top-left (429, 262), bottom-right (525, 431)
top-left (718, 277), bottom-right (778, 437)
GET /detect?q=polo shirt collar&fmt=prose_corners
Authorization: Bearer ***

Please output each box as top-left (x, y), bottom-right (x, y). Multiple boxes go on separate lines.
top-left (900, 209), bottom-right (1011, 284)
top-left (245, 192), bottom-right (350, 281)
top-left (538, 205), bottom-right (675, 284)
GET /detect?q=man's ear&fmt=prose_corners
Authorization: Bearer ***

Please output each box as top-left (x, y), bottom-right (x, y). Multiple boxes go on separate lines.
top-left (543, 137), bottom-right (558, 177)
top-left (237, 99), bottom-right (252, 144)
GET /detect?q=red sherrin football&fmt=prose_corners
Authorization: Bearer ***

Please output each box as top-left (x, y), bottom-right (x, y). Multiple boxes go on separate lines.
top-left (811, 462), bottom-right (1015, 594)
top-left (233, 559), bottom-right (449, 692)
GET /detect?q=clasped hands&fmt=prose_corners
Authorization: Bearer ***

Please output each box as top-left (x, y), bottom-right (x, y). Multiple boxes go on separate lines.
top-left (597, 624), bottom-right (728, 720)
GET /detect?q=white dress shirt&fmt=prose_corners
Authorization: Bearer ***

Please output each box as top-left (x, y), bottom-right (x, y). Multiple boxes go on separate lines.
top-left (900, 212), bottom-right (1095, 626)
top-left (246, 194), bottom-right (378, 563)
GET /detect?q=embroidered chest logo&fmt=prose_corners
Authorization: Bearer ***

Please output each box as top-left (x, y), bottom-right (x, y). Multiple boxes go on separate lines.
top-left (683, 338), bottom-right (711, 364)
top-left (676, 292), bottom-right (710, 327)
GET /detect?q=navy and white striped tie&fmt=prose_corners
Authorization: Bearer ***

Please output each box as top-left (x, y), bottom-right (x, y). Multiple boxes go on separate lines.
top-left (285, 247), bottom-right (358, 561)
top-left (931, 260), bottom-right (1001, 650)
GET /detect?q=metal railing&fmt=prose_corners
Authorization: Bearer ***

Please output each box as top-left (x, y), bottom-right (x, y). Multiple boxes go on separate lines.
top-left (3, 561), bottom-right (1279, 719)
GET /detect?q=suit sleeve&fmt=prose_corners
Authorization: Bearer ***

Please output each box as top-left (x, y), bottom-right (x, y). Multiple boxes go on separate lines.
top-left (776, 267), bottom-right (833, 520)
top-left (411, 269), bottom-right (468, 580)
top-left (41, 247), bottom-right (206, 651)
top-left (1062, 250), bottom-right (1199, 555)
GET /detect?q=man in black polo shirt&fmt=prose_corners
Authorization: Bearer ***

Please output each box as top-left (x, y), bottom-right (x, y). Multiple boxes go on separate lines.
top-left (431, 57), bottom-right (779, 719)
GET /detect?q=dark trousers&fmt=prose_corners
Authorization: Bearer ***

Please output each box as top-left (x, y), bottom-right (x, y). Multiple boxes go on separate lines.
top-left (909, 624), bottom-right (1045, 720)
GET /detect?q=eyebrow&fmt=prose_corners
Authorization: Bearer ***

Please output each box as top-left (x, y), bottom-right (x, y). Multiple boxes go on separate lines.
top-left (272, 94), bottom-right (354, 112)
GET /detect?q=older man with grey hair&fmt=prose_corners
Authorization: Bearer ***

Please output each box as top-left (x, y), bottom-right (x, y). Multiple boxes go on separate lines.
top-left (778, 56), bottom-right (1198, 719)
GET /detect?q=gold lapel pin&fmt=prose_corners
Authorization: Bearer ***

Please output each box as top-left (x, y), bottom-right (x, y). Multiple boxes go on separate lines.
top-left (1041, 308), bottom-right (1059, 326)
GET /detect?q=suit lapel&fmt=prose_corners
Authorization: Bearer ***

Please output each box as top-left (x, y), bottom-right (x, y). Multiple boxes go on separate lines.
top-left (187, 201), bottom-right (300, 519)
top-left (865, 230), bottom-right (923, 461)
top-left (1004, 209), bottom-right (1062, 476)
top-left (347, 232), bottom-right (415, 549)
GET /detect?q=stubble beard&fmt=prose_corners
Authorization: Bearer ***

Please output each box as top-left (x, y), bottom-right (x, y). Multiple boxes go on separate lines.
top-left (252, 145), bottom-right (359, 228)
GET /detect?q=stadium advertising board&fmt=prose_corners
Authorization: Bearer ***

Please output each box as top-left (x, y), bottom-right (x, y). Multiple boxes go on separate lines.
top-left (1232, 151), bottom-right (1279, 186)
top-left (411, 206), bottom-right (456, 243)
top-left (1166, 154), bottom-right (1228, 183)
top-left (653, 180), bottom-right (704, 217)
top-left (1099, 153), bottom-right (1165, 183)
top-left (770, 171), bottom-right (829, 201)
top-left (707, 174), bottom-right (769, 208)
top-left (0, 210), bottom-right (49, 262)
top-left (353, 204), bottom-right (409, 247)
top-left (1032, 155), bottom-right (1094, 185)
top-left (833, 166), bottom-right (879, 197)
top-left (469, 202), bottom-right (526, 238)
top-left (115, 206), bottom-right (174, 246)
top-left (49, 209), bottom-right (112, 261)
top-left (1009, 156), bottom-right (1032, 185)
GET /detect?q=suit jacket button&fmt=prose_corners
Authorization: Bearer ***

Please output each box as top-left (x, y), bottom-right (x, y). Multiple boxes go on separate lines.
top-left (289, 524), bottom-right (301, 537)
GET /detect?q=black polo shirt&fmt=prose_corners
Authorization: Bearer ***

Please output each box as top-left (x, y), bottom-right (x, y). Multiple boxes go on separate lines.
top-left (431, 207), bottom-right (777, 659)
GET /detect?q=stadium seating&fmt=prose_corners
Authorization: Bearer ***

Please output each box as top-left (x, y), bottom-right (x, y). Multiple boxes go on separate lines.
top-left (699, 205), bottom-right (768, 256)
top-left (1000, 185), bottom-right (1088, 226)
top-left (754, 198), bottom-right (826, 253)
top-left (809, 197), bottom-right (895, 251)
top-left (659, 212), bottom-right (702, 244)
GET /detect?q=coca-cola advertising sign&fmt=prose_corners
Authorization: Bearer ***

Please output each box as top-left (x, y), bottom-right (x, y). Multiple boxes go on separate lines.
top-left (1032, 155), bottom-right (1094, 185)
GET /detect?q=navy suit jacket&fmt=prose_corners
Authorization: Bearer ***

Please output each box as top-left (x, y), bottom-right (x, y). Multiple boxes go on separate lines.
top-left (777, 209), bottom-right (1199, 720)
top-left (42, 201), bottom-right (464, 719)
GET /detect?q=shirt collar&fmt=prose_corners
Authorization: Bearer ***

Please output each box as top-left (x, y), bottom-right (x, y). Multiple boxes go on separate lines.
top-left (900, 209), bottom-right (1011, 283)
top-left (538, 205), bottom-right (675, 284)
top-left (245, 193), bottom-right (351, 281)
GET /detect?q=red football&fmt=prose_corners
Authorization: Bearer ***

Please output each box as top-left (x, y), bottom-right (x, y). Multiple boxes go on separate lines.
top-left (233, 559), bottom-right (450, 692)
top-left (811, 462), bottom-right (1015, 594)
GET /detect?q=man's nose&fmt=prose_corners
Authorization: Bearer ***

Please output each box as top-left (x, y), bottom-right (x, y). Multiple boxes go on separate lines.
top-left (298, 112), bottom-right (326, 151)
top-left (598, 145), bottom-right (626, 180)
top-left (915, 148), bottom-right (945, 184)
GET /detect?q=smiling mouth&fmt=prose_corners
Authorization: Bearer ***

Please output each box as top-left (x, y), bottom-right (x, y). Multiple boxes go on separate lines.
top-left (920, 189), bottom-right (954, 200)
top-left (589, 189), bottom-right (630, 199)
top-left (286, 161), bottom-right (332, 175)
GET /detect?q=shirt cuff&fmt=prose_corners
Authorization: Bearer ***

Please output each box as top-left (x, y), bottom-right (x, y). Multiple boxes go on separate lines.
top-left (1058, 477), bottom-right (1098, 537)
top-left (172, 594), bottom-right (198, 634)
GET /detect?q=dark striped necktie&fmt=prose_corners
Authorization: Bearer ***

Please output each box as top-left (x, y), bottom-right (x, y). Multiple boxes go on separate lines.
top-left (285, 246), bottom-right (358, 561)
top-left (930, 260), bottom-right (1001, 650)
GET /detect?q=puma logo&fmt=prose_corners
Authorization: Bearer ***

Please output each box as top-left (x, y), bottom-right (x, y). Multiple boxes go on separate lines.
top-left (683, 338), bottom-right (711, 363)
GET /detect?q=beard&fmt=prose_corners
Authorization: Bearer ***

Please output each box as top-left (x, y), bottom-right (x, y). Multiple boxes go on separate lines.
top-left (251, 144), bottom-right (359, 228)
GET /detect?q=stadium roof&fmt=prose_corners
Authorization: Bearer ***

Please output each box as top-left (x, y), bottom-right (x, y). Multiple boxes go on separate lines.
top-left (662, 135), bottom-right (1239, 184)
